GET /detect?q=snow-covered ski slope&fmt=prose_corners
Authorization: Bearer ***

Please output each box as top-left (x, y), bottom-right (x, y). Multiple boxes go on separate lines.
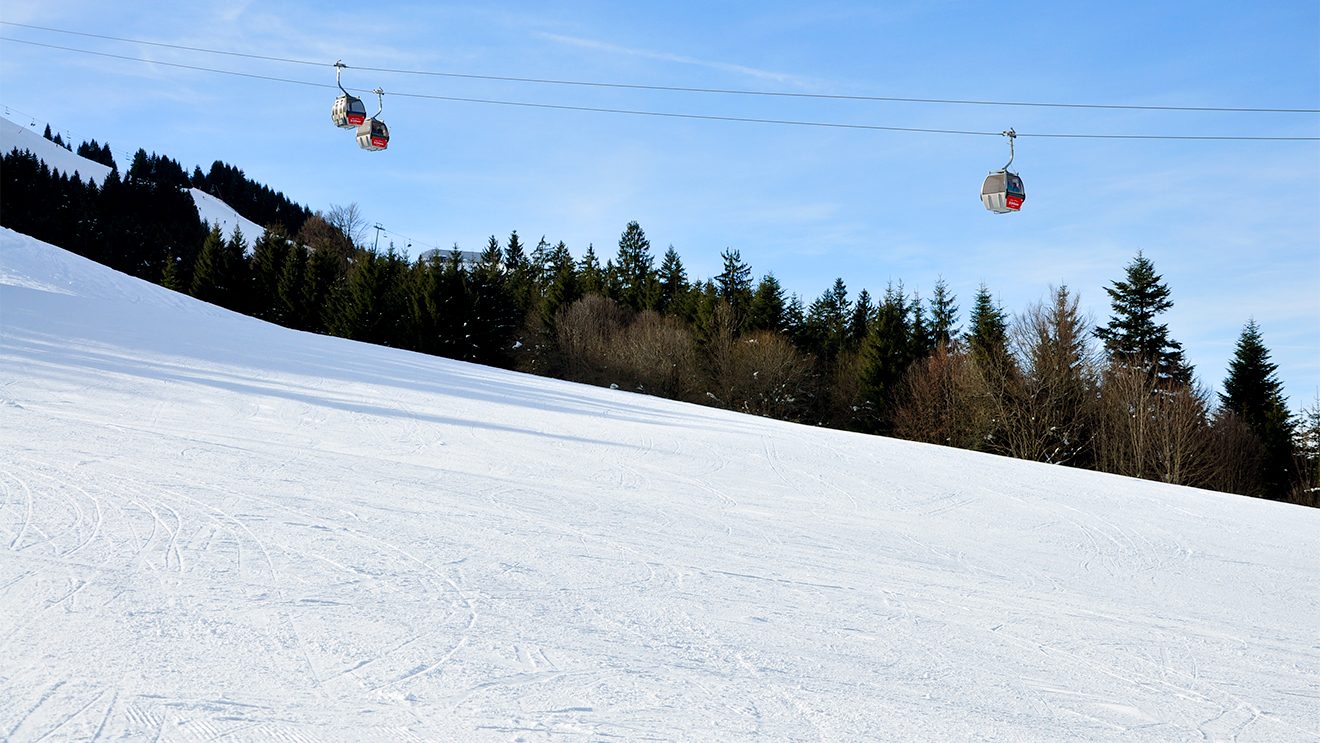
top-left (188, 187), bottom-right (264, 249)
top-left (1, 228), bottom-right (1317, 742)
top-left (0, 116), bottom-right (264, 247)
top-left (0, 116), bottom-right (112, 185)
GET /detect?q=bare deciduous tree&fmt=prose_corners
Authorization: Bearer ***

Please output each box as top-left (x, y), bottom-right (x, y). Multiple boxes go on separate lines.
top-left (1095, 363), bottom-right (1216, 486)
top-left (1206, 410), bottom-right (1266, 497)
top-left (725, 331), bottom-right (815, 420)
top-left (555, 295), bottom-right (627, 385)
top-left (326, 202), bottom-right (369, 249)
top-left (296, 212), bottom-right (355, 269)
top-left (616, 310), bottom-right (700, 400)
top-left (894, 343), bottom-right (987, 449)
top-left (1003, 285), bottom-right (1099, 466)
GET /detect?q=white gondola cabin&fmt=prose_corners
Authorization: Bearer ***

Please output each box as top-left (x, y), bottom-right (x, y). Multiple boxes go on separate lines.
top-left (981, 170), bottom-right (1025, 213)
top-left (356, 88), bottom-right (389, 151)
top-left (357, 118), bottom-right (389, 151)
top-left (981, 129), bottom-right (1024, 213)
top-left (330, 61), bottom-right (368, 129)
top-left (332, 94), bottom-right (367, 129)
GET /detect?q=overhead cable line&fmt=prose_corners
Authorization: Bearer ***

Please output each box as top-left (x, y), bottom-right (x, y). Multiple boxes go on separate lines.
top-left (3, 36), bottom-right (1318, 142)
top-left (4, 20), bottom-right (1318, 115)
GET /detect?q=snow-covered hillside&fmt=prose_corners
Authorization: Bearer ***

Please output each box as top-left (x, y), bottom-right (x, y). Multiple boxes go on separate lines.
top-left (0, 116), bottom-right (111, 184)
top-left (1, 227), bottom-right (1317, 741)
top-left (190, 187), bottom-right (265, 248)
top-left (1, 116), bottom-right (264, 247)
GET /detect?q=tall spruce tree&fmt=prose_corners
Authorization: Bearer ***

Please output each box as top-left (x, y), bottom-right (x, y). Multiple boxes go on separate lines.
top-left (657, 246), bottom-right (689, 315)
top-left (802, 278), bottom-right (852, 363)
top-left (190, 225), bottom-right (227, 304)
top-left (715, 248), bottom-right (754, 322)
top-left (747, 274), bottom-right (787, 333)
top-left (857, 285), bottom-right (915, 434)
top-left (578, 244), bottom-right (605, 296)
top-left (1221, 320), bottom-right (1296, 499)
top-left (612, 221), bottom-right (659, 311)
top-left (275, 242), bottom-right (307, 328)
top-left (929, 278), bottom-right (959, 349)
top-left (469, 238), bottom-right (519, 366)
top-left (249, 225), bottom-right (290, 321)
top-left (848, 289), bottom-right (875, 351)
top-left (967, 283), bottom-right (1009, 367)
top-left (540, 241), bottom-right (582, 329)
top-left (1095, 251), bottom-right (1191, 386)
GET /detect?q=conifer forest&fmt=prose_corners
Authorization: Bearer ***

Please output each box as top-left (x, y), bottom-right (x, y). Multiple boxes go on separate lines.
top-left (4, 140), bottom-right (1315, 506)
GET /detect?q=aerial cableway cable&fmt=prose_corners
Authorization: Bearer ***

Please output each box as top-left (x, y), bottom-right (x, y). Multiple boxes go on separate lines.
top-left (1, 35), bottom-right (1318, 143)
top-left (2, 20), bottom-right (1318, 115)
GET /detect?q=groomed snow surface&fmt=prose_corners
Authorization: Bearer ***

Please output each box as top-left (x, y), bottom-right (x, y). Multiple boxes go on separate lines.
top-left (1, 227), bottom-right (1318, 742)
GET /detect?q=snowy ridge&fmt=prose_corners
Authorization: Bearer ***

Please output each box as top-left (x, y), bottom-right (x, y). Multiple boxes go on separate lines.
top-left (0, 115), bottom-right (111, 184)
top-left (0, 227), bottom-right (1317, 741)
top-left (190, 187), bottom-right (265, 247)
top-left (1, 116), bottom-right (265, 247)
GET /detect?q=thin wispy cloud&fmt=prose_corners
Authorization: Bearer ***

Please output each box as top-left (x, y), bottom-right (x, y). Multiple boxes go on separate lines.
top-left (536, 32), bottom-right (820, 89)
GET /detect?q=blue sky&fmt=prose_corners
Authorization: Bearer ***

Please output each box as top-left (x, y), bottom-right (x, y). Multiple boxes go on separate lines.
top-left (2, 1), bottom-right (1317, 408)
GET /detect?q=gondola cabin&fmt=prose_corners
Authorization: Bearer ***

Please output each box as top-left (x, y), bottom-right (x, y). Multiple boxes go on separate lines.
top-left (357, 118), bottom-right (389, 151)
top-left (981, 170), bottom-right (1025, 213)
top-left (332, 94), bottom-right (368, 129)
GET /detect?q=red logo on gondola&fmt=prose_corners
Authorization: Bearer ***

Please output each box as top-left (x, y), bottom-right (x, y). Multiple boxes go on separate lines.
top-left (371, 136), bottom-right (388, 148)
top-left (1006, 195), bottom-right (1023, 210)
top-left (348, 114), bottom-right (366, 125)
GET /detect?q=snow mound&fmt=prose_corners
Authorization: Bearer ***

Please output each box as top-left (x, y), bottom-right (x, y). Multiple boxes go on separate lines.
top-left (1, 229), bottom-right (1318, 741)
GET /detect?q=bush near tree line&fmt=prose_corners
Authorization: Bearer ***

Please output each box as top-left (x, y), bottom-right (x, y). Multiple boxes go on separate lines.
top-left (3, 144), bottom-right (1315, 506)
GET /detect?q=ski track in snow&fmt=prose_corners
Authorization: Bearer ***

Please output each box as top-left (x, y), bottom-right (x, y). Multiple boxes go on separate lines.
top-left (2, 227), bottom-right (1319, 741)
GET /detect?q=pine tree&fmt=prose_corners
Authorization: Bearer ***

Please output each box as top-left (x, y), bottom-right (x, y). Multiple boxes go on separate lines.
top-left (657, 245), bottom-right (689, 315)
top-left (908, 290), bottom-right (933, 360)
top-left (1221, 320), bottom-right (1296, 499)
top-left (469, 238), bottom-right (519, 366)
top-left (857, 285), bottom-right (914, 434)
top-left (429, 250), bottom-right (475, 358)
top-left (77, 139), bottom-right (117, 169)
top-left (222, 226), bottom-right (250, 313)
top-left (161, 253), bottom-right (184, 292)
top-left (1294, 395), bottom-right (1320, 506)
top-left (747, 274), bottom-right (787, 333)
top-left (250, 225), bottom-right (290, 321)
top-left (190, 225), bottom-right (227, 304)
top-left (329, 249), bottom-right (385, 342)
top-left (715, 247), bottom-right (754, 323)
top-left (578, 244), bottom-right (605, 296)
top-left (540, 241), bottom-right (581, 329)
top-left (530, 236), bottom-right (553, 286)
top-left (301, 244), bottom-right (343, 333)
top-left (784, 294), bottom-right (806, 347)
top-left (1095, 251), bottom-right (1191, 386)
top-left (848, 289), bottom-right (875, 351)
top-left (275, 242), bottom-right (307, 328)
top-left (503, 231), bottom-right (526, 272)
top-left (612, 221), bottom-right (658, 311)
top-left (967, 283), bottom-right (1009, 368)
top-left (802, 278), bottom-right (852, 362)
top-left (929, 278), bottom-right (959, 349)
